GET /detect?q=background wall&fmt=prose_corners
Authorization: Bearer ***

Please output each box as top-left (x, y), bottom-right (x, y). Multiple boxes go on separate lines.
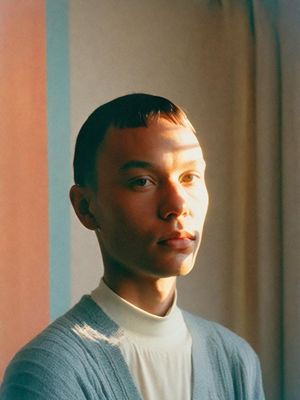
top-left (0, 0), bottom-right (49, 382)
top-left (1, 1), bottom-right (299, 399)
top-left (69, 0), bottom-right (234, 327)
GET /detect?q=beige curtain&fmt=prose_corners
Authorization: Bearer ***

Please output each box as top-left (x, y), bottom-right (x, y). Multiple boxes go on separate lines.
top-left (280, 2), bottom-right (300, 399)
top-left (176, 1), bottom-right (299, 398)
top-left (222, 1), bottom-right (299, 398)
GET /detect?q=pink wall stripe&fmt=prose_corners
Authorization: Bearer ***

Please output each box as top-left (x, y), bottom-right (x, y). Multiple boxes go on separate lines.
top-left (0, 1), bottom-right (49, 380)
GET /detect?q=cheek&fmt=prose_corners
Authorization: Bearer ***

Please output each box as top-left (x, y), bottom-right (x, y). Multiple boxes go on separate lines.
top-left (116, 193), bottom-right (157, 221)
top-left (99, 198), bottom-right (152, 242)
top-left (192, 188), bottom-right (209, 220)
top-left (202, 192), bottom-right (209, 218)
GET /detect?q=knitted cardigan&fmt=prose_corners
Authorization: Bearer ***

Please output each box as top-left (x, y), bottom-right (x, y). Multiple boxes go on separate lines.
top-left (0, 296), bottom-right (265, 400)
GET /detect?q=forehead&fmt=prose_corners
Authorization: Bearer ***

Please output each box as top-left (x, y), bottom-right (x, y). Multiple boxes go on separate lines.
top-left (97, 118), bottom-right (204, 166)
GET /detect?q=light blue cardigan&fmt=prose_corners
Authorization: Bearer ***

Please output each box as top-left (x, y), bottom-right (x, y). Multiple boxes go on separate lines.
top-left (0, 296), bottom-right (265, 399)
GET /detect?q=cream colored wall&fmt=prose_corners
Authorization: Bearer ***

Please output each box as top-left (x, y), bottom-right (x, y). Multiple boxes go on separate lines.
top-left (69, 0), bottom-right (235, 326)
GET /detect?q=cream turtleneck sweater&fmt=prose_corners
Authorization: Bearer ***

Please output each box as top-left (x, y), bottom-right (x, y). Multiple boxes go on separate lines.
top-left (91, 280), bottom-right (192, 400)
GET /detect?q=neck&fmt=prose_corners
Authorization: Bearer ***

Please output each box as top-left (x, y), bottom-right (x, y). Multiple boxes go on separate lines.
top-left (103, 270), bottom-right (177, 316)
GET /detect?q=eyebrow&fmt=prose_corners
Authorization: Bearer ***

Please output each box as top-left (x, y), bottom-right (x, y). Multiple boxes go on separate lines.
top-left (119, 160), bottom-right (154, 172)
top-left (119, 158), bottom-right (206, 172)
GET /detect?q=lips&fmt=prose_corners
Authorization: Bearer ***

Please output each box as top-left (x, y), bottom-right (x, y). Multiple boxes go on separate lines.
top-left (157, 231), bottom-right (196, 250)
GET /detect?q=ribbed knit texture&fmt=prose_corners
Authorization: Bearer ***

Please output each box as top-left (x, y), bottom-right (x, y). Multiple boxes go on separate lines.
top-left (91, 281), bottom-right (192, 400)
top-left (0, 296), bottom-right (265, 399)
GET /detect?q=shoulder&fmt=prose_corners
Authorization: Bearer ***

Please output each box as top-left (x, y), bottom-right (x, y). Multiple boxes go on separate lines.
top-left (182, 310), bottom-right (257, 361)
top-left (0, 296), bottom-right (120, 399)
top-left (182, 310), bottom-right (265, 399)
top-left (9, 295), bottom-right (114, 365)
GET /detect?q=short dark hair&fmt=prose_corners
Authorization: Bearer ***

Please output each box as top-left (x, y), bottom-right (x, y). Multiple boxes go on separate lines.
top-left (73, 93), bottom-right (193, 187)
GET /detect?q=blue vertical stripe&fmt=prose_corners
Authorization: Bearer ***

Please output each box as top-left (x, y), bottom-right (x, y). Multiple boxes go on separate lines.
top-left (46, 0), bottom-right (71, 320)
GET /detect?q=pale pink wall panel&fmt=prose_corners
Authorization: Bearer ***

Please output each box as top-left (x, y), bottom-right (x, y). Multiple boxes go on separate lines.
top-left (0, 1), bottom-right (49, 380)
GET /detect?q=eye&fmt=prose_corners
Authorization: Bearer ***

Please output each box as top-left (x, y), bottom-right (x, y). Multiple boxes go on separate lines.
top-left (181, 172), bottom-right (202, 185)
top-left (129, 177), bottom-right (155, 190)
top-left (134, 178), bottom-right (151, 186)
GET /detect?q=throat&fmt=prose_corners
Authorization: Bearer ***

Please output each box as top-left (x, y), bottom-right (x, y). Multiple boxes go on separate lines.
top-left (103, 273), bottom-right (177, 316)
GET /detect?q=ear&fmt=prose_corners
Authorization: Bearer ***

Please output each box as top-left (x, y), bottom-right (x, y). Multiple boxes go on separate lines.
top-left (69, 185), bottom-right (98, 230)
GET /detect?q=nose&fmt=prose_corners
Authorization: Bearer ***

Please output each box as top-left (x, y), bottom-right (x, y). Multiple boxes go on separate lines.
top-left (159, 180), bottom-right (189, 220)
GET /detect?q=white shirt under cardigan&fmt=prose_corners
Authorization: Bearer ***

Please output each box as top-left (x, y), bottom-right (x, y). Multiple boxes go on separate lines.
top-left (91, 280), bottom-right (192, 400)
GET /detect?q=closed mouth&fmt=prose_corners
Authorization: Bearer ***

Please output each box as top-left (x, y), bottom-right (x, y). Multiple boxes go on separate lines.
top-left (158, 231), bottom-right (195, 243)
top-left (157, 232), bottom-right (196, 249)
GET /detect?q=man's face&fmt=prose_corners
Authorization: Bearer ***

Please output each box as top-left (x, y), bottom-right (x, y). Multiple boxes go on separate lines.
top-left (90, 118), bottom-right (209, 280)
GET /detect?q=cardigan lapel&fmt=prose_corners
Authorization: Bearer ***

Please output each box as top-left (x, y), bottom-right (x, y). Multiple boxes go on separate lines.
top-left (183, 311), bottom-right (220, 400)
top-left (77, 296), bottom-right (143, 400)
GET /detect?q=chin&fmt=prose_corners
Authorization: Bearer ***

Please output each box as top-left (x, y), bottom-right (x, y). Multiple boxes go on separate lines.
top-left (176, 263), bottom-right (195, 277)
top-left (164, 254), bottom-right (195, 276)
top-left (152, 260), bottom-right (195, 278)
top-left (172, 253), bottom-right (196, 276)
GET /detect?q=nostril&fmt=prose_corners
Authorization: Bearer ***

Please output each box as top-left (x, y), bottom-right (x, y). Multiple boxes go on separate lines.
top-left (158, 181), bottom-right (189, 220)
top-left (159, 204), bottom-right (189, 221)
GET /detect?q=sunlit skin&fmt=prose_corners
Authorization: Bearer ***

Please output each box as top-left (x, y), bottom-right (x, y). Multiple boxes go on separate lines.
top-left (70, 118), bottom-right (209, 315)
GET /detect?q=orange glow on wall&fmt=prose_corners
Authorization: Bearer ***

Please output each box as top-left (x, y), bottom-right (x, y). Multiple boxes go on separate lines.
top-left (0, 1), bottom-right (49, 380)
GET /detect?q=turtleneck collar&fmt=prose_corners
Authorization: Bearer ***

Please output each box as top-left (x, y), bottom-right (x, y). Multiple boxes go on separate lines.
top-left (91, 279), bottom-right (187, 342)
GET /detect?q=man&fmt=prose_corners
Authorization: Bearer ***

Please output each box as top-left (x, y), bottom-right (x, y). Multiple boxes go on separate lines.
top-left (0, 94), bottom-right (265, 399)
